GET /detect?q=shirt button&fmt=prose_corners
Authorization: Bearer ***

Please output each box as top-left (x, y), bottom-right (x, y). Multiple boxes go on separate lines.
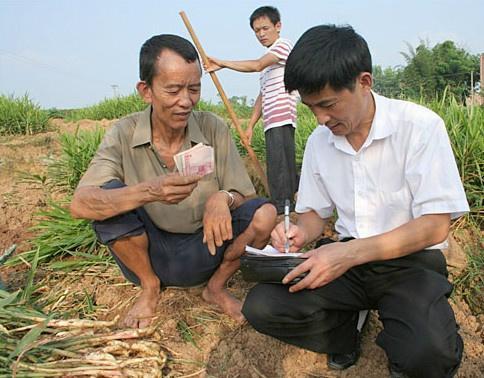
top-left (355, 155), bottom-right (360, 161)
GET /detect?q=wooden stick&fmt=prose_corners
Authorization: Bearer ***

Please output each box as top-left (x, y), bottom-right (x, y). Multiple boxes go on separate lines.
top-left (179, 11), bottom-right (269, 194)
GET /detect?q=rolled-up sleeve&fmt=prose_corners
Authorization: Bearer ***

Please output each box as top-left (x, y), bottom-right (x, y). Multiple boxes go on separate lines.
top-left (77, 126), bottom-right (124, 188)
top-left (406, 117), bottom-right (469, 219)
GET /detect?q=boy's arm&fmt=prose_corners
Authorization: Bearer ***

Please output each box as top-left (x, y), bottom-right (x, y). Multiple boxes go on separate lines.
top-left (245, 94), bottom-right (262, 144)
top-left (205, 53), bottom-right (279, 73)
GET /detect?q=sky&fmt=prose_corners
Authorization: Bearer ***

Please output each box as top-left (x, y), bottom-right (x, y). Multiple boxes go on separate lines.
top-left (1, 0), bottom-right (483, 109)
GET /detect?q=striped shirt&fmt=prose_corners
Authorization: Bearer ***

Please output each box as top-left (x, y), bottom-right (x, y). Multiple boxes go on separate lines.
top-left (260, 37), bottom-right (298, 131)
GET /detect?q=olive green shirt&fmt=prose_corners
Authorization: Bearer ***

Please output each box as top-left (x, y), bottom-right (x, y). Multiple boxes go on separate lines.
top-left (78, 106), bottom-right (256, 233)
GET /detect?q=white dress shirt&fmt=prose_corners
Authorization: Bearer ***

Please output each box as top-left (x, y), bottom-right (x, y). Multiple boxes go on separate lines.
top-left (296, 92), bottom-right (469, 249)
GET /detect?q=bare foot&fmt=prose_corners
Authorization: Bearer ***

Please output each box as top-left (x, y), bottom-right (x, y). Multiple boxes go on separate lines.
top-left (202, 286), bottom-right (245, 323)
top-left (123, 288), bottom-right (159, 328)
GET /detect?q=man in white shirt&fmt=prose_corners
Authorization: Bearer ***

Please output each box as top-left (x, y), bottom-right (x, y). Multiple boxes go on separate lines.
top-left (242, 25), bottom-right (468, 378)
top-left (205, 6), bottom-right (298, 214)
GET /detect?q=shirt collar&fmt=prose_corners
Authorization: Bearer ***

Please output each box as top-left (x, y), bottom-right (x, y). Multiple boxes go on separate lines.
top-left (131, 106), bottom-right (209, 148)
top-left (326, 91), bottom-right (397, 150)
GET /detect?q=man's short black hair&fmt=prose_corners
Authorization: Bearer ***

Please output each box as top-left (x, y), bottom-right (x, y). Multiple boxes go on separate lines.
top-left (139, 34), bottom-right (199, 86)
top-left (249, 6), bottom-right (280, 29)
top-left (284, 25), bottom-right (372, 94)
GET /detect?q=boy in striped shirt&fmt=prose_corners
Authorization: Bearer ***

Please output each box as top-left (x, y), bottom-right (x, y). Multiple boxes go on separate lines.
top-left (206, 6), bottom-right (298, 214)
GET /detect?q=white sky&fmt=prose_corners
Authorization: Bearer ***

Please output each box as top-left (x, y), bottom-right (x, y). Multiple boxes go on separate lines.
top-left (1, 0), bottom-right (483, 109)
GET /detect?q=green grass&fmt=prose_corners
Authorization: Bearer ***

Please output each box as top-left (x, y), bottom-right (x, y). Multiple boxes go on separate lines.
top-left (48, 127), bottom-right (105, 193)
top-left (421, 93), bottom-right (483, 227)
top-left (6, 200), bottom-right (109, 268)
top-left (9, 128), bottom-right (108, 268)
top-left (66, 93), bottom-right (147, 121)
top-left (0, 94), bottom-right (49, 135)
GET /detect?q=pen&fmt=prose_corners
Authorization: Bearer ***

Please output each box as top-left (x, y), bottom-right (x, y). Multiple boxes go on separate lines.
top-left (284, 199), bottom-right (290, 253)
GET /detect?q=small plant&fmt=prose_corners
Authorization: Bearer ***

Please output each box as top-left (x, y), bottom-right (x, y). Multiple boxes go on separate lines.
top-left (0, 94), bottom-right (49, 135)
top-left (48, 127), bottom-right (105, 192)
top-left (6, 200), bottom-right (109, 268)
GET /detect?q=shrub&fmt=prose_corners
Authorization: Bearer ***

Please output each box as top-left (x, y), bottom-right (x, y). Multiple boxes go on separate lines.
top-left (0, 94), bottom-right (49, 135)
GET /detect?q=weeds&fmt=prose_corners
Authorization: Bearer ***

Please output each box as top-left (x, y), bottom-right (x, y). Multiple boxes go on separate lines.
top-left (423, 93), bottom-right (484, 227)
top-left (66, 93), bottom-right (147, 121)
top-left (48, 127), bottom-right (105, 192)
top-left (6, 200), bottom-right (109, 269)
top-left (0, 94), bottom-right (49, 135)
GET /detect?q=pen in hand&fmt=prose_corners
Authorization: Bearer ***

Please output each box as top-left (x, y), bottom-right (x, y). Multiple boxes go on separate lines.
top-left (284, 199), bottom-right (290, 253)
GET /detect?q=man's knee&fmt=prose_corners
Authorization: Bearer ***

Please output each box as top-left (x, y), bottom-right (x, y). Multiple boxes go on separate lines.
top-left (250, 203), bottom-right (277, 234)
top-left (242, 284), bottom-right (279, 328)
top-left (386, 329), bottom-right (463, 378)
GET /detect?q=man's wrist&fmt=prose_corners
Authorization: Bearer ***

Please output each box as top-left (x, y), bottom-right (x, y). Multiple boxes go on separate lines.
top-left (219, 190), bottom-right (235, 209)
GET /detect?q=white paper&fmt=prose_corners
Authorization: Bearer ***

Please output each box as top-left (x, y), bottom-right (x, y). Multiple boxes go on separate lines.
top-left (245, 245), bottom-right (303, 258)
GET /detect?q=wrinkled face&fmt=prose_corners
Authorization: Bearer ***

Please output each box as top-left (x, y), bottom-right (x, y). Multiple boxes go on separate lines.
top-left (140, 49), bottom-right (201, 131)
top-left (252, 16), bottom-right (281, 47)
top-left (301, 74), bottom-right (373, 138)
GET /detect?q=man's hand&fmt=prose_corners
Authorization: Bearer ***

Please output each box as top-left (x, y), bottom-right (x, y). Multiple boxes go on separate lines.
top-left (146, 174), bottom-right (201, 204)
top-left (204, 57), bottom-right (223, 73)
top-left (283, 242), bottom-right (356, 292)
top-left (271, 221), bottom-right (307, 253)
top-left (203, 191), bottom-right (233, 255)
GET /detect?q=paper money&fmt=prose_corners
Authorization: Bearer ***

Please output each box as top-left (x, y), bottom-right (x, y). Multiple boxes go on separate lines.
top-left (174, 143), bottom-right (214, 176)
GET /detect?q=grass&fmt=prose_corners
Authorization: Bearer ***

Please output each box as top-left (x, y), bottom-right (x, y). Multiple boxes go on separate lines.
top-left (454, 245), bottom-right (484, 313)
top-left (65, 93), bottom-right (147, 121)
top-left (6, 200), bottom-right (109, 269)
top-left (48, 126), bottom-right (105, 193)
top-left (0, 94), bottom-right (50, 135)
top-left (423, 93), bottom-right (483, 227)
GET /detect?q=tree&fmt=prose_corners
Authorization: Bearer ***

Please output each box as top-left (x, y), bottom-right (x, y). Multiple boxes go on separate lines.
top-left (373, 65), bottom-right (403, 98)
top-left (400, 40), bottom-right (480, 100)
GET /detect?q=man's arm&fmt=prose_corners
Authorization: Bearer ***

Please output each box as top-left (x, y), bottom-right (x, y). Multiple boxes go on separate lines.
top-left (70, 174), bottom-right (201, 221)
top-left (205, 53), bottom-right (279, 73)
top-left (202, 190), bottom-right (247, 255)
top-left (245, 94), bottom-right (262, 144)
top-left (284, 213), bottom-right (451, 292)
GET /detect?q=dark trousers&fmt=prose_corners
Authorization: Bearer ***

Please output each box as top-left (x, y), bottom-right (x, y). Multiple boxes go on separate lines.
top-left (242, 241), bottom-right (463, 378)
top-left (93, 180), bottom-right (269, 287)
top-left (265, 125), bottom-right (298, 214)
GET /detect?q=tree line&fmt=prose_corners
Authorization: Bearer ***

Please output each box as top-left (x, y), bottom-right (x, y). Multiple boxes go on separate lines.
top-left (373, 40), bottom-right (480, 101)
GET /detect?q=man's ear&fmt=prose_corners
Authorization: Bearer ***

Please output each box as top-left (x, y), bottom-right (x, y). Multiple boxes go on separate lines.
top-left (136, 81), bottom-right (152, 104)
top-left (358, 72), bottom-right (373, 92)
top-left (275, 21), bottom-right (282, 33)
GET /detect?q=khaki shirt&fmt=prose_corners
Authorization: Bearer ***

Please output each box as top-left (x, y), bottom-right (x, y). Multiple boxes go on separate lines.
top-left (78, 106), bottom-right (256, 233)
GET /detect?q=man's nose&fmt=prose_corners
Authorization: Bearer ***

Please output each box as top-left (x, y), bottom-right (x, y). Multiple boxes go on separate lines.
top-left (178, 90), bottom-right (192, 107)
top-left (313, 109), bottom-right (331, 125)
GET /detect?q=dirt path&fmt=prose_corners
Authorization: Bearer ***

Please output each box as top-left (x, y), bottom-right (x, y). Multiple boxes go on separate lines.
top-left (0, 120), bottom-right (482, 377)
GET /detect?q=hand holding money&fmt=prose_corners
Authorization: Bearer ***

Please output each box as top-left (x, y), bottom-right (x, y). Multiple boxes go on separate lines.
top-left (174, 143), bottom-right (214, 176)
top-left (146, 174), bottom-right (201, 204)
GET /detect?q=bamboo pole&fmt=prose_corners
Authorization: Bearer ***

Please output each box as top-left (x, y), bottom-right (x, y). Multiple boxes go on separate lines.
top-left (179, 11), bottom-right (269, 194)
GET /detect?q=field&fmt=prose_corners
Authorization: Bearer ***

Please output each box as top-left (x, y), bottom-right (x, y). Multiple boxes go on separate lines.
top-left (0, 94), bottom-right (482, 377)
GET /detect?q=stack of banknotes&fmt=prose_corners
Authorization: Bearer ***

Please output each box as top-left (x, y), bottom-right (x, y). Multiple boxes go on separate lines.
top-left (174, 143), bottom-right (214, 176)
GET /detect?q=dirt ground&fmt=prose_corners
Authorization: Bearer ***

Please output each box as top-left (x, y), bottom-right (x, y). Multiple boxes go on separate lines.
top-left (0, 119), bottom-right (483, 377)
